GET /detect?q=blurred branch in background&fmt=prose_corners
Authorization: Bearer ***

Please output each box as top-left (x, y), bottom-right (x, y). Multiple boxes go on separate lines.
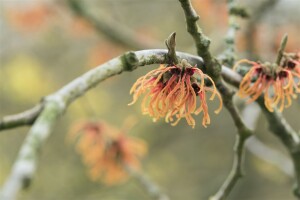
top-left (242, 103), bottom-right (294, 177)
top-left (218, 0), bottom-right (249, 67)
top-left (66, 0), bottom-right (160, 50)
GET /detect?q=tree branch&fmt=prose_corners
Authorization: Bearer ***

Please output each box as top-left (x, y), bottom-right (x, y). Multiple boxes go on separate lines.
top-left (0, 49), bottom-right (204, 200)
top-left (0, 104), bottom-right (43, 131)
top-left (178, 1), bottom-right (252, 199)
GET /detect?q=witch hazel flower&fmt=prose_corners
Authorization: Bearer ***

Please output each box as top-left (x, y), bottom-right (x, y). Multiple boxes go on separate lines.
top-left (234, 52), bottom-right (300, 112)
top-left (68, 120), bottom-right (147, 185)
top-left (129, 60), bottom-right (222, 128)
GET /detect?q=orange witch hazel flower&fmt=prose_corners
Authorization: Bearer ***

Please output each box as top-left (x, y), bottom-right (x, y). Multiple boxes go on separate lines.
top-left (234, 52), bottom-right (300, 112)
top-left (129, 60), bottom-right (223, 128)
top-left (68, 120), bottom-right (147, 185)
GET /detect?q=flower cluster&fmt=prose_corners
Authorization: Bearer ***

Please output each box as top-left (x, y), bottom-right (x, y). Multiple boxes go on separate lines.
top-left (129, 61), bottom-right (222, 128)
top-left (234, 52), bottom-right (300, 112)
top-left (68, 120), bottom-right (147, 185)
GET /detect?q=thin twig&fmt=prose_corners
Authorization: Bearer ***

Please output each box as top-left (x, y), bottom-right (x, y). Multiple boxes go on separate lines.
top-left (0, 49), bottom-right (204, 200)
top-left (0, 104), bottom-right (43, 131)
top-left (125, 165), bottom-right (169, 200)
top-left (178, 1), bottom-right (252, 199)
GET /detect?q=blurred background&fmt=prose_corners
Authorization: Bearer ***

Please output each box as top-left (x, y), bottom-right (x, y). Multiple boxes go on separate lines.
top-left (0, 0), bottom-right (300, 199)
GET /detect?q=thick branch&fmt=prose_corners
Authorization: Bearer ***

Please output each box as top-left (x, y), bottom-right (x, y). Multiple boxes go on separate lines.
top-left (0, 104), bottom-right (43, 131)
top-left (0, 49), bottom-right (203, 200)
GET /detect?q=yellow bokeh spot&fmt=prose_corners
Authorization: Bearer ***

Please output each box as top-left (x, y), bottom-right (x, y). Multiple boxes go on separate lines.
top-left (2, 54), bottom-right (53, 103)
